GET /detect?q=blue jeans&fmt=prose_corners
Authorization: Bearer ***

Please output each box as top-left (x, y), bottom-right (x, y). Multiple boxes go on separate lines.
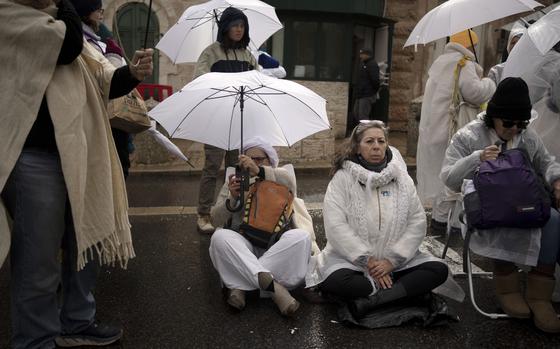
top-left (2, 150), bottom-right (98, 349)
top-left (538, 208), bottom-right (560, 266)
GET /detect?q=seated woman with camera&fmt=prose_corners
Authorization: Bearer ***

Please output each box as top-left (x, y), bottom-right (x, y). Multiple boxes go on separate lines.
top-left (441, 77), bottom-right (560, 333)
top-left (209, 137), bottom-right (319, 316)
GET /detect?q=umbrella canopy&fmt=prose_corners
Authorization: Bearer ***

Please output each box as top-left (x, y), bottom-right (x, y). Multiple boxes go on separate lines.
top-left (501, 2), bottom-right (557, 31)
top-left (148, 70), bottom-right (330, 151)
top-left (404, 0), bottom-right (543, 48)
top-left (502, 27), bottom-right (560, 103)
top-left (527, 4), bottom-right (560, 54)
top-left (156, 0), bottom-right (282, 64)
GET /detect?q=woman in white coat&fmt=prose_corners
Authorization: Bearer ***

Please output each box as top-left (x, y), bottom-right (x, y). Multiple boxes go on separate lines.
top-left (209, 138), bottom-right (317, 316)
top-left (306, 121), bottom-right (448, 319)
top-left (417, 30), bottom-right (496, 233)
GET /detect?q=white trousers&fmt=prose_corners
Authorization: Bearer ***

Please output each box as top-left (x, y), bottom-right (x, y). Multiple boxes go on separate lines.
top-left (209, 228), bottom-right (311, 291)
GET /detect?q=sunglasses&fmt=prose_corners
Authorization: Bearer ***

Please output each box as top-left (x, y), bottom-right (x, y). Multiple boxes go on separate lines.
top-left (500, 119), bottom-right (529, 129)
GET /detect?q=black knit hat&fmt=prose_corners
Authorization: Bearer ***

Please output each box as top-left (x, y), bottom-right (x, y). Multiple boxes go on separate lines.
top-left (486, 77), bottom-right (532, 121)
top-left (70, 0), bottom-right (102, 17)
top-left (217, 7), bottom-right (250, 49)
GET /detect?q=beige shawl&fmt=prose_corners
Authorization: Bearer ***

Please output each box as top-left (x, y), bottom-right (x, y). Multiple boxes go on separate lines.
top-left (0, 0), bottom-right (134, 270)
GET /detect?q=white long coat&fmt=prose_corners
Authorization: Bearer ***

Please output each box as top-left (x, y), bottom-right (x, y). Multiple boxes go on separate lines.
top-left (306, 148), bottom-right (440, 292)
top-left (417, 43), bottom-right (496, 207)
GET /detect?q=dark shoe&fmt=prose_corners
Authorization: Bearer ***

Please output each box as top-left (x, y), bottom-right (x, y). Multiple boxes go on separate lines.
top-left (349, 283), bottom-right (407, 319)
top-left (55, 321), bottom-right (123, 347)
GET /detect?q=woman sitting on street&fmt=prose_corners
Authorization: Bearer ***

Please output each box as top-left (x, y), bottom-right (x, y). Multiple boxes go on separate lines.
top-left (209, 138), bottom-right (319, 316)
top-left (306, 120), bottom-right (449, 319)
top-left (441, 77), bottom-right (560, 333)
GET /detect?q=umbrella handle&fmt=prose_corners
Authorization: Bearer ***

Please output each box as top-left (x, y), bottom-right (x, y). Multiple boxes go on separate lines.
top-left (226, 197), bottom-right (243, 212)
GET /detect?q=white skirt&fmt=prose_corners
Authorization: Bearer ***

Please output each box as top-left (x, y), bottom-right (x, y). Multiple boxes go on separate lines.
top-left (209, 228), bottom-right (311, 291)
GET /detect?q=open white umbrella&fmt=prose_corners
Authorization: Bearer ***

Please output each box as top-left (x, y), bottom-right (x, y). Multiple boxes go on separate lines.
top-left (148, 70), bottom-right (330, 152)
top-left (527, 4), bottom-right (560, 54)
top-left (156, 0), bottom-right (282, 64)
top-left (404, 0), bottom-right (543, 49)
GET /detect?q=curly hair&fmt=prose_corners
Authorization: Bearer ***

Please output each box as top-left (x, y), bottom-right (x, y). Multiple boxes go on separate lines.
top-left (331, 120), bottom-right (389, 176)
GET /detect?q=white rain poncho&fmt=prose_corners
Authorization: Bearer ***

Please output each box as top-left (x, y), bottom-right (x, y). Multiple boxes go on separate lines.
top-left (440, 115), bottom-right (560, 265)
top-left (527, 50), bottom-right (560, 158)
top-left (416, 43), bottom-right (495, 223)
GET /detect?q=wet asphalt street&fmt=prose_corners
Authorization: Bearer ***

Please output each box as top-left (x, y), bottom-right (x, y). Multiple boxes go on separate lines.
top-left (2, 169), bottom-right (560, 348)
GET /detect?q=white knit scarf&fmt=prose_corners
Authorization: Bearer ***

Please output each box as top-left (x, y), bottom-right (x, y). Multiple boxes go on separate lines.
top-left (342, 158), bottom-right (412, 260)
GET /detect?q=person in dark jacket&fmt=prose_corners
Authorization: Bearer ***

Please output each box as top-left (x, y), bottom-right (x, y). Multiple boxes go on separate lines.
top-left (194, 7), bottom-right (257, 234)
top-left (353, 48), bottom-right (380, 121)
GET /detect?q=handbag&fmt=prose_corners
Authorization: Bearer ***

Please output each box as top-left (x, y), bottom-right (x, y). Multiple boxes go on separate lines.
top-left (464, 148), bottom-right (551, 230)
top-left (239, 179), bottom-right (294, 249)
top-left (107, 88), bottom-right (151, 134)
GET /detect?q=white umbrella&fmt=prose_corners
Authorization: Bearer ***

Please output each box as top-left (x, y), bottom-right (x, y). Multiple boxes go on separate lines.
top-left (148, 70), bottom-right (330, 152)
top-left (146, 121), bottom-right (194, 167)
top-left (404, 0), bottom-right (543, 49)
top-left (527, 4), bottom-right (560, 54)
top-left (156, 0), bottom-right (283, 64)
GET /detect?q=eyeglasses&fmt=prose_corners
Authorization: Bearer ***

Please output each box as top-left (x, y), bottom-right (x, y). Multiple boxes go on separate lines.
top-left (95, 8), bottom-right (105, 14)
top-left (251, 156), bottom-right (268, 163)
top-left (500, 119), bottom-right (529, 129)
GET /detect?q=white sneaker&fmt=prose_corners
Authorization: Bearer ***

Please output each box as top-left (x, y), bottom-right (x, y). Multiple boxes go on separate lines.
top-left (197, 214), bottom-right (215, 234)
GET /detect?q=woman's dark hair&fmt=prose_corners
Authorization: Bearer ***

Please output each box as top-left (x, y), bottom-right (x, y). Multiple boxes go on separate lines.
top-left (217, 7), bottom-right (250, 50)
top-left (482, 113), bottom-right (495, 129)
top-left (331, 120), bottom-right (389, 176)
top-left (82, 16), bottom-right (99, 33)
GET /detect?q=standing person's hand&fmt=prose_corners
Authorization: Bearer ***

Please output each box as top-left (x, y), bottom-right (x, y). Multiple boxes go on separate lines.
top-left (480, 145), bottom-right (500, 161)
top-left (238, 154), bottom-right (260, 176)
top-left (129, 49), bottom-right (154, 81)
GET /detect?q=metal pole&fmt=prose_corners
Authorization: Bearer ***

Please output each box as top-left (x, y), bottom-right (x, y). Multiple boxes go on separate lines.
top-left (468, 29), bottom-right (479, 63)
top-left (240, 86), bottom-right (244, 154)
top-left (143, 0), bottom-right (153, 49)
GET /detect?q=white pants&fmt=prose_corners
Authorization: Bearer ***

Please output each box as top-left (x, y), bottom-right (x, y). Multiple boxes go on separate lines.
top-left (209, 228), bottom-right (311, 291)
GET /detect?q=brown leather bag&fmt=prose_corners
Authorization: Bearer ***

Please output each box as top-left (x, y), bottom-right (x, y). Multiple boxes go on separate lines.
top-left (108, 88), bottom-right (151, 134)
top-left (239, 179), bottom-right (294, 249)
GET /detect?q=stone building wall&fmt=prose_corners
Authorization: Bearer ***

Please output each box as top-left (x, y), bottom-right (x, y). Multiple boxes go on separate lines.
top-left (103, 0), bottom-right (348, 168)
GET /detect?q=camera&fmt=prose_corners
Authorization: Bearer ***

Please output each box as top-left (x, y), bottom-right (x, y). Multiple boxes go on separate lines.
top-left (235, 165), bottom-right (250, 191)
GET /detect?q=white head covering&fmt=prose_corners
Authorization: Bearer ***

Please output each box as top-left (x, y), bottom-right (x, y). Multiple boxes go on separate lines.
top-left (242, 136), bottom-right (279, 168)
top-left (507, 23), bottom-right (525, 53)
